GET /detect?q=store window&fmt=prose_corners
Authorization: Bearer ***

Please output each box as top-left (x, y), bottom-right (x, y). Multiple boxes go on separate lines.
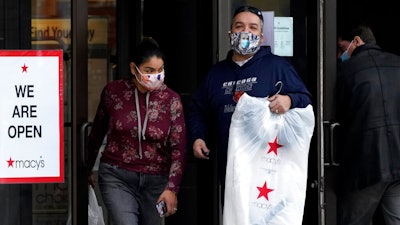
top-left (29, 0), bottom-right (116, 224)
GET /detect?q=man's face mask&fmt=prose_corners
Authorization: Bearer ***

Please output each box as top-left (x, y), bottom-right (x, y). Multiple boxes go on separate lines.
top-left (341, 40), bottom-right (353, 62)
top-left (230, 32), bottom-right (261, 55)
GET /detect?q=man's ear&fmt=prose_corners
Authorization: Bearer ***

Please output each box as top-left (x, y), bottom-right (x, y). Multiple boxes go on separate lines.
top-left (259, 33), bottom-right (264, 45)
top-left (354, 36), bottom-right (365, 46)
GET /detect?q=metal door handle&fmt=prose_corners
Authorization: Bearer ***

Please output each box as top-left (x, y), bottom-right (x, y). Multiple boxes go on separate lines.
top-left (323, 121), bottom-right (340, 167)
top-left (80, 122), bottom-right (92, 166)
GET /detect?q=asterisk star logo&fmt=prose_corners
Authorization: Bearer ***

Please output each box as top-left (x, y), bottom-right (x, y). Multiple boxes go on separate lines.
top-left (7, 157), bottom-right (14, 168)
top-left (257, 181), bottom-right (274, 200)
top-left (267, 136), bottom-right (283, 155)
top-left (21, 63), bottom-right (28, 73)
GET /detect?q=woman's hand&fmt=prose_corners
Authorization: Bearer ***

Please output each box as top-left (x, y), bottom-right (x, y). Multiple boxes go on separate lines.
top-left (157, 189), bottom-right (178, 217)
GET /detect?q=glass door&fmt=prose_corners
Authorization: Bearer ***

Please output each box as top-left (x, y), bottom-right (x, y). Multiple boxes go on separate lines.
top-left (0, 1), bottom-right (116, 225)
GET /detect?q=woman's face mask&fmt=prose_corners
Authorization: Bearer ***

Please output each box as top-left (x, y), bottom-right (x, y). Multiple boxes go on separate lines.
top-left (230, 31), bottom-right (261, 55)
top-left (135, 66), bottom-right (165, 91)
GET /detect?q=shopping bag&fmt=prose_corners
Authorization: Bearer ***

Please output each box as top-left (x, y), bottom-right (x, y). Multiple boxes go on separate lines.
top-left (223, 93), bottom-right (315, 225)
top-left (88, 185), bottom-right (105, 225)
top-left (66, 211), bottom-right (71, 225)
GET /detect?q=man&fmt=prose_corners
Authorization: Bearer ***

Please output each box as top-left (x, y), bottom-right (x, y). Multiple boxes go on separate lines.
top-left (336, 24), bottom-right (400, 225)
top-left (188, 5), bottom-right (312, 206)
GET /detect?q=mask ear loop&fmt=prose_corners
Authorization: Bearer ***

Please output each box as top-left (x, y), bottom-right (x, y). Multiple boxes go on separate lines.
top-left (273, 81), bottom-right (283, 96)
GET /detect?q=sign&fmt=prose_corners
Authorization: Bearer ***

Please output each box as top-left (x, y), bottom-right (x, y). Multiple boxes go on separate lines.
top-left (274, 17), bottom-right (294, 57)
top-left (31, 18), bottom-right (109, 45)
top-left (0, 50), bottom-right (64, 183)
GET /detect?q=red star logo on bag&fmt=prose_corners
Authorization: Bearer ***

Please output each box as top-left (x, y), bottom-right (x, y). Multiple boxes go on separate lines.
top-left (257, 181), bottom-right (274, 200)
top-left (267, 136), bottom-right (283, 155)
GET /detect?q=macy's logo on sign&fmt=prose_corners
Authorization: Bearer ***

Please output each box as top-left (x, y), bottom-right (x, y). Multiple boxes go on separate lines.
top-left (6, 156), bottom-right (45, 171)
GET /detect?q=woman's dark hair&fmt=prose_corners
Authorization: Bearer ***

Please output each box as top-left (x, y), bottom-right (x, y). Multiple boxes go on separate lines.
top-left (129, 37), bottom-right (165, 66)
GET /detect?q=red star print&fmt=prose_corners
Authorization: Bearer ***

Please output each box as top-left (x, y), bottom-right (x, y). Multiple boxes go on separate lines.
top-left (7, 157), bottom-right (14, 168)
top-left (267, 136), bottom-right (283, 155)
top-left (257, 181), bottom-right (274, 200)
top-left (21, 63), bottom-right (28, 73)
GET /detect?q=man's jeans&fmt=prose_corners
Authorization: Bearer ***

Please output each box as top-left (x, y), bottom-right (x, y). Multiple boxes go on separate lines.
top-left (338, 179), bottom-right (400, 225)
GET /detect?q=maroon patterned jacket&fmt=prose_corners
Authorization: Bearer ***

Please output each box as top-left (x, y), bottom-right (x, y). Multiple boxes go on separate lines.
top-left (88, 78), bottom-right (187, 194)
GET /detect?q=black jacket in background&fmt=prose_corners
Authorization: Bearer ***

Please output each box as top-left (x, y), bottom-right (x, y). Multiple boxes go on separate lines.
top-left (337, 43), bottom-right (400, 192)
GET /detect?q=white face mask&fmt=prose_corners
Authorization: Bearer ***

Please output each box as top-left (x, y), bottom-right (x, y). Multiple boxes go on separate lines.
top-left (230, 31), bottom-right (261, 55)
top-left (135, 66), bottom-right (165, 91)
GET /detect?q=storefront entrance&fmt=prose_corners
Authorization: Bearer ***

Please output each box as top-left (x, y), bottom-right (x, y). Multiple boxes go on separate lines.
top-left (4, 0), bottom-right (398, 225)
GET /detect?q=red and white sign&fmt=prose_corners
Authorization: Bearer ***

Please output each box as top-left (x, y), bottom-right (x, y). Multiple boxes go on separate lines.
top-left (0, 50), bottom-right (64, 183)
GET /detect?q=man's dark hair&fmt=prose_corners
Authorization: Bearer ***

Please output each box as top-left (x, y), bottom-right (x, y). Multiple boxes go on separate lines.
top-left (350, 24), bottom-right (376, 44)
top-left (233, 5), bottom-right (264, 22)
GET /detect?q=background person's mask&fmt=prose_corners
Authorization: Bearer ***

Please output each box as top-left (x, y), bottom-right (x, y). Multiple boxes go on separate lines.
top-left (341, 40), bottom-right (353, 62)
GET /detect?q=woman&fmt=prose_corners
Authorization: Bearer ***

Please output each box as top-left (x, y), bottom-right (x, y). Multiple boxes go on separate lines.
top-left (87, 37), bottom-right (187, 225)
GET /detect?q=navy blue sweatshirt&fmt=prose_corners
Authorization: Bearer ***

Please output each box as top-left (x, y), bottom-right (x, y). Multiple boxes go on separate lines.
top-left (188, 46), bottom-right (312, 186)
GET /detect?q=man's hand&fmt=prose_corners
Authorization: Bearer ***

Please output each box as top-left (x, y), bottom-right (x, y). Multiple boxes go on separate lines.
top-left (268, 94), bottom-right (291, 114)
top-left (193, 139), bottom-right (210, 159)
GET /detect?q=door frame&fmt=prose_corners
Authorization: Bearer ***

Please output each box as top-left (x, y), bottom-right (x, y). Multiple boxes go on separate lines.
top-left (71, 0), bottom-right (89, 225)
top-left (318, 0), bottom-right (339, 224)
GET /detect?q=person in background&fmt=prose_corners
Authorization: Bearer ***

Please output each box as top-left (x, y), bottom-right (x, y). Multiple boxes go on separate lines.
top-left (87, 37), bottom-right (187, 225)
top-left (337, 32), bottom-right (351, 61)
top-left (188, 5), bottom-right (312, 206)
top-left (336, 23), bottom-right (400, 225)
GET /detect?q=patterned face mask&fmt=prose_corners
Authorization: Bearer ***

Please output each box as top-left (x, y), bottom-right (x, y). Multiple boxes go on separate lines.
top-left (135, 66), bottom-right (165, 91)
top-left (230, 31), bottom-right (261, 55)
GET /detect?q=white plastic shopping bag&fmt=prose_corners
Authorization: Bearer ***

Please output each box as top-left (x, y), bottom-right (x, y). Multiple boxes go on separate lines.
top-left (223, 93), bottom-right (315, 225)
top-left (88, 185), bottom-right (105, 225)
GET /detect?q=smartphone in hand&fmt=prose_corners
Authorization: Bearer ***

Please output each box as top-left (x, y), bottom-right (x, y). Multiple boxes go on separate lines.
top-left (156, 201), bottom-right (167, 217)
